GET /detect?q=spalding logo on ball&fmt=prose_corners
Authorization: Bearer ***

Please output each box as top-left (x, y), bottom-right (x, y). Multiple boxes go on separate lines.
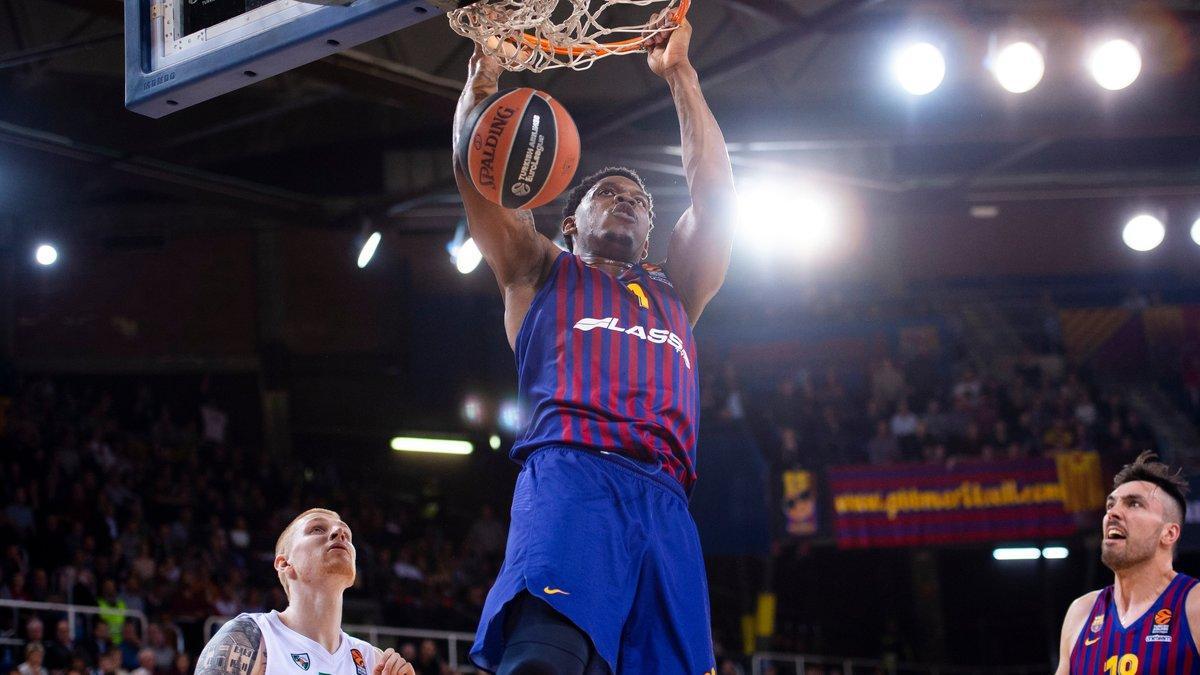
top-left (457, 88), bottom-right (580, 210)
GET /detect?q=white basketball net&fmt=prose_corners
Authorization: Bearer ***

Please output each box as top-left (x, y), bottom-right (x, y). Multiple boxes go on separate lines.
top-left (448, 0), bottom-right (685, 72)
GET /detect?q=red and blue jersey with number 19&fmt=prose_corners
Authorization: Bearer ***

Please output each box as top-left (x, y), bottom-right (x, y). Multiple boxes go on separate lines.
top-left (1070, 573), bottom-right (1200, 674)
top-left (510, 251), bottom-right (700, 493)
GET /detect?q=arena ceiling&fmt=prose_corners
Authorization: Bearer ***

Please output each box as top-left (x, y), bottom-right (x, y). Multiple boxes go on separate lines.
top-left (3, 0), bottom-right (1200, 240)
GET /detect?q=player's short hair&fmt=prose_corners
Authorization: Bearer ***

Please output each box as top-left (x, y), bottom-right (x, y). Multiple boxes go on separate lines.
top-left (1113, 451), bottom-right (1189, 524)
top-left (275, 507), bottom-right (342, 599)
top-left (560, 166), bottom-right (654, 252)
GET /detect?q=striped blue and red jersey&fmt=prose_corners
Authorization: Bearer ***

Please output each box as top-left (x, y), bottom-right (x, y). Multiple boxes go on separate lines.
top-left (511, 251), bottom-right (701, 492)
top-left (1070, 573), bottom-right (1200, 674)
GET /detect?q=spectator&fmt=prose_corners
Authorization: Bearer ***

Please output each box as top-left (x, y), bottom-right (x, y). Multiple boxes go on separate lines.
top-left (95, 651), bottom-right (128, 675)
top-left (19, 643), bottom-right (48, 675)
top-left (79, 622), bottom-right (113, 669)
top-left (143, 626), bottom-right (172, 671)
top-left (463, 505), bottom-right (505, 560)
top-left (865, 420), bottom-right (900, 466)
top-left (44, 621), bottom-right (75, 673)
top-left (870, 358), bottom-right (906, 406)
top-left (952, 367), bottom-right (982, 406)
top-left (165, 654), bottom-right (188, 675)
top-left (116, 624), bottom-right (140, 672)
top-left (96, 581), bottom-right (127, 642)
top-left (412, 640), bottom-right (443, 675)
top-left (128, 651), bottom-right (154, 675)
top-left (23, 619), bottom-right (44, 645)
top-left (889, 400), bottom-right (919, 440)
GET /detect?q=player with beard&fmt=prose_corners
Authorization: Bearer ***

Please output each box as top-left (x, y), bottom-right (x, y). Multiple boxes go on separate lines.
top-left (453, 13), bottom-right (736, 675)
top-left (1056, 452), bottom-right (1200, 673)
top-left (196, 509), bottom-right (415, 675)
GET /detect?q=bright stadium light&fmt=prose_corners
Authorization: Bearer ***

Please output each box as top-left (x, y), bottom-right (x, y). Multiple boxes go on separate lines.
top-left (1090, 39), bottom-right (1141, 91)
top-left (454, 237), bottom-right (482, 274)
top-left (992, 41), bottom-right (1044, 93)
top-left (35, 244), bottom-right (58, 266)
top-left (892, 42), bottom-right (945, 96)
top-left (738, 181), bottom-right (838, 257)
top-left (1122, 214), bottom-right (1165, 252)
top-left (461, 395), bottom-right (484, 426)
top-left (1042, 546), bottom-right (1069, 560)
top-left (488, 434), bottom-right (502, 451)
top-left (356, 231), bottom-right (382, 269)
top-left (390, 436), bottom-right (474, 455)
top-left (993, 547), bottom-right (1042, 561)
top-left (1191, 217), bottom-right (1200, 247)
top-left (498, 399), bottom-right (521, 433)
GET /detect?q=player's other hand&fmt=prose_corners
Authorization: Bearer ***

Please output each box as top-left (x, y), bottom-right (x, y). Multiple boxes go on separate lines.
top-left (372, 648), bottom-right (415, 675)
top-left (468, 43), bottom-right (503, 85)
top-left (646, 13), bottom-right (692, 77)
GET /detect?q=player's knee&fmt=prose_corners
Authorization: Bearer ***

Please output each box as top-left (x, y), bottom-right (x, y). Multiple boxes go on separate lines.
top-left (497, 642), bottom-right (585, 675)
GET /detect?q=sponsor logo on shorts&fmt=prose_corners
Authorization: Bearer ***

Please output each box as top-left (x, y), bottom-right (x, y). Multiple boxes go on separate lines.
top-left (350, 649), bottom-right (366, 675)
top-left (572, 317), bottom-right (691, 369)
top-left (291, 653), bottom-right (311, 671)
top-left (542, 586), bottom-right (570, 595)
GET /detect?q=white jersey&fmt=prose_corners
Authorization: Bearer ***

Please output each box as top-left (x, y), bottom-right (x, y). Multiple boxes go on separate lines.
top-left (243, 611), bottom-right (378, 675)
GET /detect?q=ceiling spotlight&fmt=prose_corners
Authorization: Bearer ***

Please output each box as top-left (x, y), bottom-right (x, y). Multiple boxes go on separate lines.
top-left (892, 42), bottom-right (946, 96)
top-left (992, 41), bottom-right (1044, 93)
top-left (738, 180), bottom-right (838, 258)
top-left (498, 399), bottom-right (521, 433)
top-left (35, 244), bottom-right (58, 266)
top-left (488, 434), bottom-right (502, 451)
top-left (1090, 38), bottom-right (1141, 91)
top-left (461, 394), bottom-right (484, 426)
top-left (993, 547), bottom-right (1041, 561)
top-left (1122, 214), bottom-right (1165, 252)
top-left (357, 231), bottom-right (382, 269)
top-left (1191, 217), bottom-right (1200, 247)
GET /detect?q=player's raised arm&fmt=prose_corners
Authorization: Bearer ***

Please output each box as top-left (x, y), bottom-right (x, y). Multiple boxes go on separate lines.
top-left (452, 45), bottom-right (560, 295)
top-left (650, 20), bottom-right (738, 326)
top-left (195, 616), bottom-right (265, 675)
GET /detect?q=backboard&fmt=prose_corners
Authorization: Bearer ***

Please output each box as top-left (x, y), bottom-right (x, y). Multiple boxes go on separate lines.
top-left (125, 0), bottom-right (470, 118)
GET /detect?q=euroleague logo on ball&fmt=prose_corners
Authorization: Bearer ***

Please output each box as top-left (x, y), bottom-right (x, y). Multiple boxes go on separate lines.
top-left (511, 183), bottom-right (531, 196)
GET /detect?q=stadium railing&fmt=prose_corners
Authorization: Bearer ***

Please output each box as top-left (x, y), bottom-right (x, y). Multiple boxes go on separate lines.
top-left (751, 652), bottom-right (1047, 675)
top-left (0, 599), bottom-right (184, 652)
top-left (205, 616), bottom-right (477, 672)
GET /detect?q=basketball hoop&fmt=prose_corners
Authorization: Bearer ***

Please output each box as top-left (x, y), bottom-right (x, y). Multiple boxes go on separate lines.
top-left (448, 0), bottom-right (690, 72)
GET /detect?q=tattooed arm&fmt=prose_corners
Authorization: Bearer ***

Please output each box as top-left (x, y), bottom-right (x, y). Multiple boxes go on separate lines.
top-left (196, 616), bottom-right (266, 675)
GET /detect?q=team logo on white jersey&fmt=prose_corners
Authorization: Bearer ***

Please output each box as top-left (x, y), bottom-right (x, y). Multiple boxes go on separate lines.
top-left (572, 317), bottom-right (691, 370)
top-left (291, 653), bottom-right (311, 671)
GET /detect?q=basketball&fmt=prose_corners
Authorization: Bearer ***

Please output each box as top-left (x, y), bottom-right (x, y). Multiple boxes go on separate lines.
top-left (456, 87), bottom-right (580, 210)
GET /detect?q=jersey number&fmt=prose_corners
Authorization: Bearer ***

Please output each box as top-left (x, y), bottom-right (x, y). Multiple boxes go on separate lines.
top-left (626, 283), bottom-right (650, 309)
top-left (1105, 654), bottom-right (1139, 675)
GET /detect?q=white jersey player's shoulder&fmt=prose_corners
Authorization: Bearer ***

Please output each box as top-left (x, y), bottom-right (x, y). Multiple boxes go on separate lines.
top-left (245, 611), bottom-right (379, 675)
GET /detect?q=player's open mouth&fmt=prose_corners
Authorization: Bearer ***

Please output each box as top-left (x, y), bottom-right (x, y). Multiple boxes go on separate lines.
top-left (1105, 528), bottom-right (1126, 540)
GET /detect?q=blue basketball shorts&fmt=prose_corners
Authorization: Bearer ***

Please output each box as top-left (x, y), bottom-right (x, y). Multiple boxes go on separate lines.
top-left (469, 445), bottom-right (716, 674)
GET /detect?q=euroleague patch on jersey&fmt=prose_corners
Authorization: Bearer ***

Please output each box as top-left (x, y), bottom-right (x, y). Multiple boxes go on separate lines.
top-left (572, 317), bottom-right (692, 369)
top-left (641, 263), bottom-right (674, 287)
top-left (350, 649), bottom-right (367, 675)
top-left (1150, 608), bottom-right (1174, 638)
top-left (291, 653), bottom-right (311, 671)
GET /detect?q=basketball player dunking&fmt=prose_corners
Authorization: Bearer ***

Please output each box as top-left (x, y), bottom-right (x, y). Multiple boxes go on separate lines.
top-left (1056, 452), bottom-right (1200, 673)
top-left (452, 17), bottom-right (737, 675)
top-left (196, 509), bottom-right (415, 675)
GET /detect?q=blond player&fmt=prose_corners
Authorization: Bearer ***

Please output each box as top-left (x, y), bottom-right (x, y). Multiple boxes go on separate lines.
top-left (196, 508), bottom-right (415, 675)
